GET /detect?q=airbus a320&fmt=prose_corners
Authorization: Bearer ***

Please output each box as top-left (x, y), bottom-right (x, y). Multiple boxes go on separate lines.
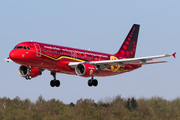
top-left (5, 24), bottom-right (176, 87)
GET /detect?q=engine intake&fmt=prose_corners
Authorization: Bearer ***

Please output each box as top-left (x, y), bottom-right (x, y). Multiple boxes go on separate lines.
top-left (19, 65), bottom-right (42, 78)
top-left (75, 63), bottom-right (98, 77)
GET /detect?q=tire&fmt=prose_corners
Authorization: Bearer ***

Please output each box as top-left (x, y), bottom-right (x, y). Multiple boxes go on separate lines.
top-left (93, 79), bottom-right (98, 86)
top-left (25, 75), bottom-right (31, 80)
top-left (50, 80), bottom-right (55, 87)
top-left (55, 80), bottom-right (60, 87)
top-left (25, 76), bottom-right (28, 80)
top-left (88, 80), bottom-right (93, 87)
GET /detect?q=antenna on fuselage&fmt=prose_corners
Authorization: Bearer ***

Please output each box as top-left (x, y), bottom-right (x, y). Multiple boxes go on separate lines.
top-left (31, 39), bottom-right (33, 42)
top-left (88, 48), bottom-right (90, 51)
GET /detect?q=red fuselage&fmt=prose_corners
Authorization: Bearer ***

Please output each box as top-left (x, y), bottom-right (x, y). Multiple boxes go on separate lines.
top-left (9, 41), bottom-right (141, 77)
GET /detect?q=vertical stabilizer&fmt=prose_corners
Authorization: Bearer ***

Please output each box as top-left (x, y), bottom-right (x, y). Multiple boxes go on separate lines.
top-left (115, 24), bottom-right (140, 58)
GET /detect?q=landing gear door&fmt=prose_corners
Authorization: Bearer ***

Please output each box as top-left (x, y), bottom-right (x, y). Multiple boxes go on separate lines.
top-left (34, 43), bottom-right (41, 57)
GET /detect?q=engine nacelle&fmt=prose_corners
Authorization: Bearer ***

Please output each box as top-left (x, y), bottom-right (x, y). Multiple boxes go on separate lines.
top-left (75, 63), bottom-right (98, 77)
top-left (19, 65), bottom-right (41, 78)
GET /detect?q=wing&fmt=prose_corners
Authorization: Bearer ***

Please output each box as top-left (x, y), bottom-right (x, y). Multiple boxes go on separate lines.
top-left (68, 53), bottom-right (176, 69)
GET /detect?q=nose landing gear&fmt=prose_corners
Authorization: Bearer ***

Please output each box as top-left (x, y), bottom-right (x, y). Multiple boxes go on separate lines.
top-left (26, 67), bottom-right (31, 80)
top-left (50, 72), bottom-right (60, 87)
top-left (88, 76), bottom-right (98, 87)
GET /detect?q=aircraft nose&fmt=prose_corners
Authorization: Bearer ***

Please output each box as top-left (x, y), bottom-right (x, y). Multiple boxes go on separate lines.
top-left (9, 50), bottom-right (19, 61)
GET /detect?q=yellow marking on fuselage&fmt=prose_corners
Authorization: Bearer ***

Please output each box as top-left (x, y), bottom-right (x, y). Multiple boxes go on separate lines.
top-left (110, 56), bottom-right (121, 72)
top-left (34, 51), bottom-right (128, 73)
top-left (34, 51), bottom-right (86, 62)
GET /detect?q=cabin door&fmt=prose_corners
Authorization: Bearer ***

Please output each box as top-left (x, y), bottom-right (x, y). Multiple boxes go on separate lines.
top-left (34, 43), bottom-right (41, 57)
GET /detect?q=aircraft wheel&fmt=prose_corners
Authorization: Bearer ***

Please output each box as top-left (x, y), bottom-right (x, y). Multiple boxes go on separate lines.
top-left (93, 79), bottom-right (98, 86)
top-left (26, 75), bottom-right (31, 80)
top-left (50, 80), bottom-right (60, 87)
top-left (88, 79), bottom-right (93, 87)
top-left (55, 80), bottom-right (60, 87)
top-left (50, 80), bottom-right (55, 87)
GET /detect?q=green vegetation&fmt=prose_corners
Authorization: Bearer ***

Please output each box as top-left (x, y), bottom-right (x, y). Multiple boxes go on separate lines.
top-left (0, 95), bottom-right (180, 120)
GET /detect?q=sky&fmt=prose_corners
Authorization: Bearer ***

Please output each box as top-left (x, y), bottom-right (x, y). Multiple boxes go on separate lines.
top-left (0, 0), bottom-right (180, 104)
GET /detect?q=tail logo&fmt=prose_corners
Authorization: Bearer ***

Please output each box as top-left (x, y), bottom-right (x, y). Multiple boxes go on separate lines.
top-left (110, 56), bottom-right (120, 72)
top-left (115, 24), bottom-right (139, 58)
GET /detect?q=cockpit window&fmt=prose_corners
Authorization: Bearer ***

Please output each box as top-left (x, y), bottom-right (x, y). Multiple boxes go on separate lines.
top-left (23, 46), bottom-right (27, 49)
top-left (17, 46), bottom-right (23, 49)
top-left (14, 46), bottom-right (30, 50)
top-left (27, 46), bottom-right (30, 50)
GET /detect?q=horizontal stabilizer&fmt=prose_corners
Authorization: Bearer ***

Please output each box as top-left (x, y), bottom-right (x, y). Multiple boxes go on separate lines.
top-left (133, 61), bottom-right (167, 65)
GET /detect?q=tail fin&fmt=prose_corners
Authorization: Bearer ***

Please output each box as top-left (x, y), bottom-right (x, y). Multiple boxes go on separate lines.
top-left (115, 24), bottom-right (140, 58)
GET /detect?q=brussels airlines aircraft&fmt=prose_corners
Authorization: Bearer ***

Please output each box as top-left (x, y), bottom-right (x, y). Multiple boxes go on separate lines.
top-left (5, 24), bottom-right (176, 87)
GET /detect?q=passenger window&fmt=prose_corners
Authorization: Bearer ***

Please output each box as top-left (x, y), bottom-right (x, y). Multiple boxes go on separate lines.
top-left (17, 46), bottom-right (23, 49)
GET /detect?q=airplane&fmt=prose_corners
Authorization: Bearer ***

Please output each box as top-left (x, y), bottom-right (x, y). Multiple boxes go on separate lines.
top-left (5, 24), bottom-right (176, 87)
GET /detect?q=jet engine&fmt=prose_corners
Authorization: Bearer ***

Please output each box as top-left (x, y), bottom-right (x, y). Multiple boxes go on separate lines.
top-left (75, 63), bottom-right (98, 77)
top-left (19, 65), bottom-right (42, 78)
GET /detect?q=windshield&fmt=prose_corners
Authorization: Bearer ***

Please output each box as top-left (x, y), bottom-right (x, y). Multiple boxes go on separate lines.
top-left (14, 46), bottom-right (30, 50)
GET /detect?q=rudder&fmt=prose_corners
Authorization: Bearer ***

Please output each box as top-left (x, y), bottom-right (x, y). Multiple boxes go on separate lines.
top-left (115, 24), bottom-right (140, 58)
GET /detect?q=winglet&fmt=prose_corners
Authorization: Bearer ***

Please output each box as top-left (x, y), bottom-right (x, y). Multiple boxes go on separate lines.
top-left (172, 52), bottom-right (176, 58)
top-left (5, 57), bottom-right (12, 62)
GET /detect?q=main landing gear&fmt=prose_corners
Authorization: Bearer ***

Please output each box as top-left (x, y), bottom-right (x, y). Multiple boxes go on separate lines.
top-left (49, 72), bottom-right (97, 87)
top-left (50, 72), bottom-right (60, 87)
top-left (88, 76), bottom-right (98, 87)
top-left (26, 67), bottom-right (31, 80)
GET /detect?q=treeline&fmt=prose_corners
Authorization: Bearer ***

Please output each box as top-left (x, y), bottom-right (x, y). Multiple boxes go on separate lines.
top-left (0, 95), bottom-right (180, 120)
